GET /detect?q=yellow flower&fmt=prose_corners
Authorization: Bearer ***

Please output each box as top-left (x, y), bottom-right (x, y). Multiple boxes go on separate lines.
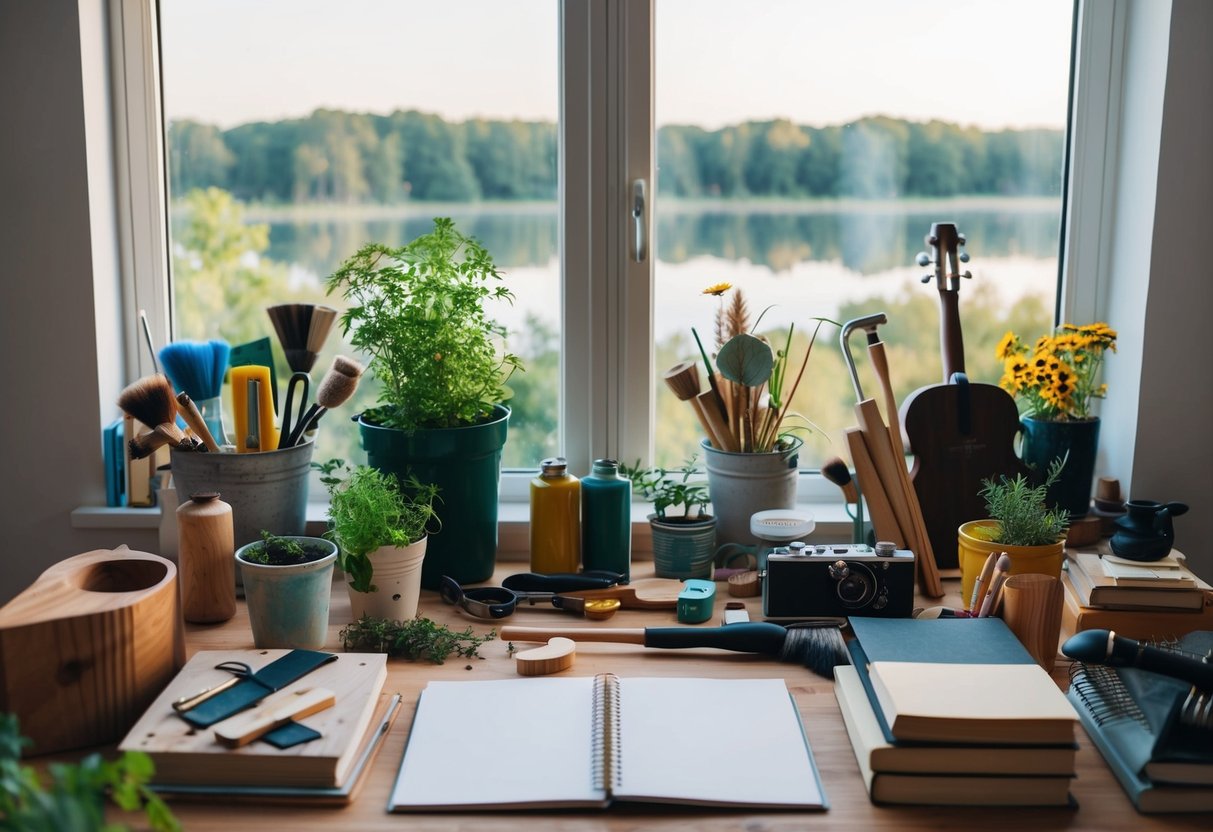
top-left (995, 331), bottom-right (1022, 360)
top-left (702, 282), bottom-right (732, 296)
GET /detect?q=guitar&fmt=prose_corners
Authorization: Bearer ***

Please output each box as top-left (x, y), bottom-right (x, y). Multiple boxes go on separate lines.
top-left (898, 223), bottom-right (1028, 569)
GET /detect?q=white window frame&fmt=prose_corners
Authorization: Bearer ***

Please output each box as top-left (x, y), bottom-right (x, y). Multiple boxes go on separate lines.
top-left (111, 0), bottom-right (1111, 509)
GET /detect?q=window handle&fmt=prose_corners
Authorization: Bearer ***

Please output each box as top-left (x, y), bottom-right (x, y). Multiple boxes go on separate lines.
top-left (631, 178), bottom-right (647, 263)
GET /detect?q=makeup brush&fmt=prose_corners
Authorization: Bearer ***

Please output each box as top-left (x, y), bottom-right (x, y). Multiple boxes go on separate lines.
top-left (159, 339), bottom-right (231, 444)
top-left (117, 374), bottom-right (187, 448)
top-left (267, 304), bottom-right (338, 373)
top-left (279, 355), bottom-right (364, 449)
top-left (821, 457), bottom-right (858, 503)
top-left (499, 622), bottom-right (849, 680)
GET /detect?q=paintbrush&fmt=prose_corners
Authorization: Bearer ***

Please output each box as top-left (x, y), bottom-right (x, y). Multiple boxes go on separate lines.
top-left (159, 339), bottom-right (230, 444)
top-left (821, 457), bottom-right (858, 503)
top-left (117, 374), bottom-right (188, 449)
top-left (279, 355), bottom-right (364, 448)
top-left (267, 304), bottom-right (338, 374)
top-left (176, 392), bottom-right (219, 452)
top-left (499, 622), bottom-right (849, 680)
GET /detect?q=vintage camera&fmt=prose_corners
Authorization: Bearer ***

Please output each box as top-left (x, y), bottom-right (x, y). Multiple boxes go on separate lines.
top-left (762, 541), bottom-right (915, 620)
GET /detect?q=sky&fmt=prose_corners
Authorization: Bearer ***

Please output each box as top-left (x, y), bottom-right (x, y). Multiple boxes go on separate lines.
top-left (160, 0), bottom-right (1073, 131)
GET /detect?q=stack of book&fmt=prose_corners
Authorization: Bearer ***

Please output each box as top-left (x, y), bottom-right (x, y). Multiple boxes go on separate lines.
top-left (1063, 549), bottom-right (1213, 639)
top-left (1067, 631), bottom-right (1213, 812)
top-left (837, 617), bottom-right (1079, 806)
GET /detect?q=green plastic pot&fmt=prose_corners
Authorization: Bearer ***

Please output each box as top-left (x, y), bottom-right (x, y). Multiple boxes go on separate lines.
top-left (359, 405), bottom-right (509, 589)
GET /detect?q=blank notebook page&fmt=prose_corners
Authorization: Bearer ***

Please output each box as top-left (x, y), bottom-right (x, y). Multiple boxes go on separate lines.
top-left (390, 677), bottom-right (600, 809)
top-left (615, 677), bottom-right (824, 808)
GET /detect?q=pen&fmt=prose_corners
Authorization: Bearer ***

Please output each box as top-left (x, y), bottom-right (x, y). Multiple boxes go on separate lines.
top-left (977, 553), bottom-right (1012, 618)
top-left (968, 551), bottom-right (999, 614)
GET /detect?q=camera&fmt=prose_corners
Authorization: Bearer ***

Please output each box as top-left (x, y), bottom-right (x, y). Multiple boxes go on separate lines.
top-left (761, 542), bottom-right (915, 620)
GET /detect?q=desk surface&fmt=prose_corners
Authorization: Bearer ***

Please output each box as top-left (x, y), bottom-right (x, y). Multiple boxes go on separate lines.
top-left (161, 565), bottom-right (1208, 831)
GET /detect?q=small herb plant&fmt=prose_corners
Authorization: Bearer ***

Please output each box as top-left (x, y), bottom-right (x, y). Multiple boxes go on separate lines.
top-left (317, 459), bottom-right (441, 593)
top-left (621, 457), bottom-right (711, 522)
top-left (979, 456), bottom-right (1071, 546)
top-left (324, 217), bottom-right (523, 431)
top-left (241, 530), bottom-right (329, 566)
top-left (0, 713), bottom-right (180, 832)
top-left (339, 616), bottom-right (495, 664)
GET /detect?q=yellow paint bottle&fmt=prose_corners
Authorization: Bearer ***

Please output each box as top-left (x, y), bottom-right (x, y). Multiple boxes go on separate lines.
top-left (529, 457), bottom-right (581, 574)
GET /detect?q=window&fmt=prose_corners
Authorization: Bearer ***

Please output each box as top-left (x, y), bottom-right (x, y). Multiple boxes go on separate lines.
top-left (138, 0), bottom-right (1077, 500)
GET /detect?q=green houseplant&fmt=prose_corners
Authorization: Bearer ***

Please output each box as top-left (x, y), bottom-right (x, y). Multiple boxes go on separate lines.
top-left (958, 457), bottom-right (1071, 604)
top-left (320, 460), bottom-right (440, 621)
top-left (235, 531), bottom-right (338, 649)
top-left (622, 459), bottom-right (716, 579)
top-left (325, 217), bottom-right (521, 587)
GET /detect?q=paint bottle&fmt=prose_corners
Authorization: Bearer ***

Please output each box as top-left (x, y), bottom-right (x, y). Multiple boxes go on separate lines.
top-left (581, 458), bottom-right (632, 581)
top-left (176, 491), bottom-right (236, 623)
top-left (530, 457), bottom-right (581, 574)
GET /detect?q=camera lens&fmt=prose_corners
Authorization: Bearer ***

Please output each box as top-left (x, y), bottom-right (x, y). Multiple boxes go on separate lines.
top-left (833, 561), bottom-right (875, 607)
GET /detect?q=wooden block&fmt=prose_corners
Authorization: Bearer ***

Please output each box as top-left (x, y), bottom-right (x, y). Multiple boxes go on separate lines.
top-left (845, 427), bottom-right (905, 548)
top-left (514, 638), bottom-right (577, 676)
top-left (727, 571), bottom-right (761, 597)
top-left (0, 547), bottom-right (184, 754)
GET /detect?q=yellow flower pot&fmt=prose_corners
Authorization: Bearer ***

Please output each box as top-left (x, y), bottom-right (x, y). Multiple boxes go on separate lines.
top-left (957, 520), bottom-right (1065, 607)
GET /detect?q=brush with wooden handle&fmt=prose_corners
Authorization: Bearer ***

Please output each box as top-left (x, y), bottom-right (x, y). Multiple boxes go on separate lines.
top-left (662, 361), bottom-right (736, 451)
top-left (500, 622), bottom-right (848, 680)
top-left (117, 374), bottom-right (188, 449)
top-left (176, 392), bottom-right (220, 452)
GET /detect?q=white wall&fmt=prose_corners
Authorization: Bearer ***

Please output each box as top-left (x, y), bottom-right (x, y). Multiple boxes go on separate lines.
top-left (0, 0), bottom-right (156, 605)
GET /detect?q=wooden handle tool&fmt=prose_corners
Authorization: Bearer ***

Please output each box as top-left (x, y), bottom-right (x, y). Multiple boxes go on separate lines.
top-left (696, 390), bottom-right (739, 452)
top-left (212, 686), bottom-right (335, 748)
top-left (867, 340), bottom-right (943, 597)
top-left (514, 637), bottom-right (577, 676)
top-left (845, 426), bottom-right (904, 548)
top-left (176, 392), bottom-right (220, 452)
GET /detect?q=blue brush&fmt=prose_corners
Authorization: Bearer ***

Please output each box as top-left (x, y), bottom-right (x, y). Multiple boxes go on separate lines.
top-left (159, 340), bottom-right (231, 445)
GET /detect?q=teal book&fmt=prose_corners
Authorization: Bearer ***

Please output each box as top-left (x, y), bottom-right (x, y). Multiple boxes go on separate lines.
top-left (1067, 631), bottom-right (1213, 812)
top-left (847, 617), bottom-right (1061, 747)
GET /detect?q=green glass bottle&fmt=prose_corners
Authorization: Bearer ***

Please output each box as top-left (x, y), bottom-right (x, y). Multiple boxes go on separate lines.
top-left (581, 458), bottom-right (632, 580)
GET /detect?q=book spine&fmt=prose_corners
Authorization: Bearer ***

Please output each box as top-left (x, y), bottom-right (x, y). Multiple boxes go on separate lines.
top-left (592, 673), bottom-right (621, 795)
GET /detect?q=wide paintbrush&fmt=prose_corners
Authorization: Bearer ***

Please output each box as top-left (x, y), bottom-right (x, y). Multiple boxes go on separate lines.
top-left (500, 622), bottom-right (849, 680)
top-left (267, 304), bottom-right (338, 374)
top-left (662, 361), bottom-right (736, 452)
top-left (117, 374), bottom-right (188, 452)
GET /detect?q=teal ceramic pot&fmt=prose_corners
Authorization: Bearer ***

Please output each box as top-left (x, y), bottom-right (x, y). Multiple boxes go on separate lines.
top-left (236, 537), bottom-right (337, 650)
top-left (649, 515), bottom-right (716, 580)
top-left (359, 405), bottom-right (509, 589)
top-left (1020, 416), bottom-right (1100, 518)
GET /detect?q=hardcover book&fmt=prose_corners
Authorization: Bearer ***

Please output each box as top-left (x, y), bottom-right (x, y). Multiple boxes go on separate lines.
top-left (1065, 552), bottom-right (1207, 611)
top-left (388, 675), bottom-right (826, 811)
top-left (1061, 572), bottom-right (1213, 640)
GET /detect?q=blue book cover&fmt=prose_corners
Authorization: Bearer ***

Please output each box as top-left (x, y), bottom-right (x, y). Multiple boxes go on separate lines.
top-left (103, 418), bottom-right (125, 507)
top-left (847, 617), bottom-right (1059, 747)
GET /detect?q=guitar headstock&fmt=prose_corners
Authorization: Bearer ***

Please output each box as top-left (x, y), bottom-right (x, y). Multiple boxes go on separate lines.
top-left (916, 222), bottom-right (972, 293)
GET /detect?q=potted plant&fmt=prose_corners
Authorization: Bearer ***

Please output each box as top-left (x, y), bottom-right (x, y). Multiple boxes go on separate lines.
top-left (235, 530), bottom-right (338, 649)
top-left (674, 283), bottom-right (830, 546)
top-left (996, 321), bottom-right (1117, 516)
top-left (958, 457), bottom-right (1071, 604)
top-left (623, 458), bottom-right (716, 579)
top-left (325, 217), bottom-right (522, 588)
top-left (319, 460), bottom-right (440, 622)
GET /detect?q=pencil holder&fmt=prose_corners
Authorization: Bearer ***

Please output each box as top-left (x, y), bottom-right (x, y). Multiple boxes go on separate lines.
top-left (999, 573), bottom-right (1063, 672)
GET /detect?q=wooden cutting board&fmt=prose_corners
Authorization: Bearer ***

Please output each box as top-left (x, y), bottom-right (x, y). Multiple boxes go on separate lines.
top-left (120, 650), bottom-right (387, 789)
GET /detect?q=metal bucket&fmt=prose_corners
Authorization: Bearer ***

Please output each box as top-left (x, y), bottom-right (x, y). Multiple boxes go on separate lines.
top-left (170, 441), bottom-right (315, 550)
top-left (702, 437), bottom-right (802, 547)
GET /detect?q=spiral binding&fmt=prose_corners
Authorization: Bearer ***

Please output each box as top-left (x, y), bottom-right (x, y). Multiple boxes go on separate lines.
top-left (591, 673), bottom-right (623, 793)
top-left (1068, 663), bottom-right (1150, 728)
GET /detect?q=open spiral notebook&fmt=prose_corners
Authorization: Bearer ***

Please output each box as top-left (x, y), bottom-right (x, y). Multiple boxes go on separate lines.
top-left (388, 674), bottom-right (827, 812)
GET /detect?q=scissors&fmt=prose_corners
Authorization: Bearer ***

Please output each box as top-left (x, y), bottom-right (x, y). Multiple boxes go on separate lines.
top-left (439, 576), bottom-right (620, 621)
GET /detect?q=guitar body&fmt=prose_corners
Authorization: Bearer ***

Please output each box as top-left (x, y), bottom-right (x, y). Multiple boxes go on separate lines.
top-left (901, 379), bottom-right (1027, 568)
top-left (901, 223), bottom-right (1028, 569)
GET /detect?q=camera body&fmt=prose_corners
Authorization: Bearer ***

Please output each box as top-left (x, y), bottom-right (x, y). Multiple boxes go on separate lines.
top-left (762, 542), bottom-right (915, 620)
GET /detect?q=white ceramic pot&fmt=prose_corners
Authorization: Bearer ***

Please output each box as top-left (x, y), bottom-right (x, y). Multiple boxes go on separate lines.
top-left (346, 536), bottom-right (427, 621)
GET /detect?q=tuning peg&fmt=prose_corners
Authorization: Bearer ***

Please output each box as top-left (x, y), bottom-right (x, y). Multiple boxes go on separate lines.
top-left (915, 252), bottom-right (932, 267)
top-left (959, 251), bottom-right (970, 263)
top-left (920, 274), bottom-right (934, 284)
top-left (961, 270), bottom-right (973, 279)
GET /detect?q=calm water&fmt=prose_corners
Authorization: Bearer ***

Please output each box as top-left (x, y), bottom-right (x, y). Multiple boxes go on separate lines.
top-left (247, 199), bottom-right (1061, 468)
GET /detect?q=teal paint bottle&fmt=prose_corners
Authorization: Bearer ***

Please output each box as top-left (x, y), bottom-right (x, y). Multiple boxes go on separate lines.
top-left (581, 458), bottom-right (632, 581)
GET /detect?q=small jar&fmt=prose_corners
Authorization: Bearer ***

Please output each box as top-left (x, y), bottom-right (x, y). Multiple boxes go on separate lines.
top-left (530, 458), bottom-right (581, 574)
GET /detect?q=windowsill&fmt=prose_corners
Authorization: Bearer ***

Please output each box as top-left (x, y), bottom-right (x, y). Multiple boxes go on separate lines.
top-left (72, 500), bottom-right (857, 555)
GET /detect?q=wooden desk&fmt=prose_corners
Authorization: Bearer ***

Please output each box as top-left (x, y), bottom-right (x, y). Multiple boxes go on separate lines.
top-left (162, 566), bottom-right (1207, 831)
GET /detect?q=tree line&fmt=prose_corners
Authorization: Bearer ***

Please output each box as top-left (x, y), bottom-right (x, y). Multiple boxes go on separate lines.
top-left (169, 109), bottom-right (1063, 204)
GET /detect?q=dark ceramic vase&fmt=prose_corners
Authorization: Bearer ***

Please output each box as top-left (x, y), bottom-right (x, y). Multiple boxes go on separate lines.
top-left (1020, 416), bottom-right (1100, 518)
top-left (1109, 499), bottom-right (1189, 561)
